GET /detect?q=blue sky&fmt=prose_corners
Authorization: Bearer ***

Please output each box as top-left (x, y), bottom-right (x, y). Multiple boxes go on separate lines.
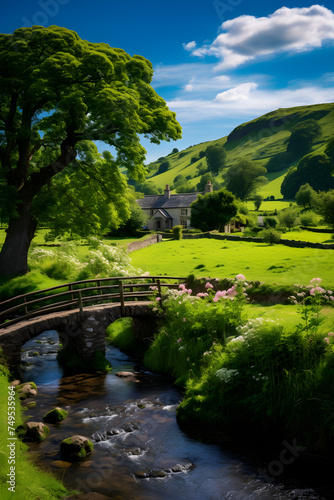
top-left (1, 0), bottom-right (334, 163)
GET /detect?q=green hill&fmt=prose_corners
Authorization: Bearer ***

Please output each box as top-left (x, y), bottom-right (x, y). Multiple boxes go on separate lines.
top-left (143, 102), bottom-right (334, 199)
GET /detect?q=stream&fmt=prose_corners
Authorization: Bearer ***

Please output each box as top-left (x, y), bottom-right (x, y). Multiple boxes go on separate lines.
top-left (20, 331), bottom-right (332, 500)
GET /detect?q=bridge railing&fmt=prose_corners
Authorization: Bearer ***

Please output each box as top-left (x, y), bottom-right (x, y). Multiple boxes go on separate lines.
top-left (0, 275), bottom-right (186, 329)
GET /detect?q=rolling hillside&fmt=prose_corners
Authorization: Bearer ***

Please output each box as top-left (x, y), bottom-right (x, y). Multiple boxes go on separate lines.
top-left (143, 102), bottom-right (334, 199)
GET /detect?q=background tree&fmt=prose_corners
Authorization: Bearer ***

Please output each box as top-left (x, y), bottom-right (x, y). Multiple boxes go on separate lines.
top-left (205, 144), bottom-right (226, 175)
top-left (278, 207), bottom-right (300, 230)
top-left (155, 160), bottom-right (171, 176)
top-left (0, 26), bottom-right (182, 276)
top-left (224, 159), bottom-right (267, 201)
top-left (295, 183), bottom-right (317, 209)
top-left (190, 189), bottom-right (238, 232)
top-left (33, 143), bottom-right (130, 240)
top-left (315, 190), bottom-right (334, 228)
top-left (287, 119), bottom-right (321, 157)
top-left (280, 153), bottom-right (334, 199)
top-left (253, 195), bottom-right (263, 210)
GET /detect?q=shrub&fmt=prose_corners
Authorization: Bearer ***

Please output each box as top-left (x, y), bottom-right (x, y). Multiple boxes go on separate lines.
top-left (261, 228), bottom-right (282, 245)
top-left (263, 216), bottom-right (278, 228)
top-left (300, 211), bottom-right (318, 227)
top-left (172, 225), bottom-right (183, 240)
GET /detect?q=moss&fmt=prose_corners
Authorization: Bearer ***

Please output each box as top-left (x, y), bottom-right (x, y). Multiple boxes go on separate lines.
top-left (43, 407), bottom-right (68, 423)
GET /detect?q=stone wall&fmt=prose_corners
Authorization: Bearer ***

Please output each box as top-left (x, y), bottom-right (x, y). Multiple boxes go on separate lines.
top-left (127, 234), bottom-right (162, 253)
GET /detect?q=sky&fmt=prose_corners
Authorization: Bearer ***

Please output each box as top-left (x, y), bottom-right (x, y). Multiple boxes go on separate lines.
top-left (1, 0), bottom-right (334, 163)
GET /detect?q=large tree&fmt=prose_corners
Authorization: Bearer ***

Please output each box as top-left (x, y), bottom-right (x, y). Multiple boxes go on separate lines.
top-left (190, 189), bottom-right (238, 232)
top-left (0, 26), bottom-right (181, 276)
top-left (224, 159), bottom-right (267, 201)
top-left (205, 144), bottom-right (226, 176)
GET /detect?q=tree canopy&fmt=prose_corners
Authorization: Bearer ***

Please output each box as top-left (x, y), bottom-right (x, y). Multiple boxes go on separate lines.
top-left (287, 119), bottom-right (321, 158)
top-left (224, 159), bottom-right (267, 201)
top-left (205, 144), bottom-right (226, 175)
top-left (0, 25), bottom-right (182, 276)
top-left (281, 153), bottom-right (334, 199)
top-left (190, 189), bottom-right (238, 232)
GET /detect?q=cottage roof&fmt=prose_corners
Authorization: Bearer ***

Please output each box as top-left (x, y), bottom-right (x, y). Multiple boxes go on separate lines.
top-left (152, 208), bottom-right (173, 219)
top-left (137, 192), bottom-right (200, 210)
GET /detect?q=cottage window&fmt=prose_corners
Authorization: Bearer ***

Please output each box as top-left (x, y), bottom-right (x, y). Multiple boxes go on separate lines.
top-left (180, 208), bottom-right (188, 216)
top-left (150, 209), bottom-right (154, 216)
top-left (180, 219), bottom-right (188, 228)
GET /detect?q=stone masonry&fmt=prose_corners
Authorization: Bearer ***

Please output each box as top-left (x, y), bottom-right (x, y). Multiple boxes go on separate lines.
top-left (0, 302), bottom-right (155, 368)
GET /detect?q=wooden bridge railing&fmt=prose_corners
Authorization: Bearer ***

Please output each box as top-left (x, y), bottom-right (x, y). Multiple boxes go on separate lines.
top-left (0, 275), bottom-right (187, 329)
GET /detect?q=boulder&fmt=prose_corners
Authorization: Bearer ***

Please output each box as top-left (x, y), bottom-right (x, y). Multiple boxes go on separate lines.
top-left (60, 435), bottom-right (94, 461)
top-left (16, 382), bottom-right (37, 399)
top-left (16, 421), bottom-right (50, 442)
top-left (43, 407), bottom-right (68, 423)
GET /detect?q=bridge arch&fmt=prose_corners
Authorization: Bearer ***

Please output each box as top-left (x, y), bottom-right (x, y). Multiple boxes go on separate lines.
top-left (0, 302), bottom-right (157, 369)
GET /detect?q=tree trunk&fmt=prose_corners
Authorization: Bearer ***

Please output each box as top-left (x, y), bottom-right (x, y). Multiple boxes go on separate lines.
top-left (0, 198), bottom-right (37, 277)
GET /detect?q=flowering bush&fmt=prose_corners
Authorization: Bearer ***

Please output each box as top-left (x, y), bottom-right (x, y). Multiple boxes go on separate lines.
top-left (289, 277), bottom-right (333, 336)
top-left (29, 240), bottom-right (142, 281)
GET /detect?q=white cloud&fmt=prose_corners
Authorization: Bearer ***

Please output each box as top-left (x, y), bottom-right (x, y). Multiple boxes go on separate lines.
top-left (185, 83), bottom-right (194, 91)
top-left (191, 5), bottom-right (334, 69)
top-left (215, 82), bottom-right (258, 102)
top-left (183, 40), bottom-right (197, 51)
top-left (168, 84), bottom-right (334, 123)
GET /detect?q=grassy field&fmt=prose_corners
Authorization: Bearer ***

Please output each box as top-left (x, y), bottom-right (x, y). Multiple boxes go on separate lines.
top-left (130, 238), bottom-right (334, 288)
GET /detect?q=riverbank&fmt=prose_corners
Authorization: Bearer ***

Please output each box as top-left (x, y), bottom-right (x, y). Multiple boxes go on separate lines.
top-left (0, 359), bottom-right (73, 500)
top-left (108, 276), bottom-right (334, 460)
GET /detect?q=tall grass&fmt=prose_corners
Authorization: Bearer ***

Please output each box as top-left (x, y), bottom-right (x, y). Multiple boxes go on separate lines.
top-left (131, 276), bottom-right (334, 452)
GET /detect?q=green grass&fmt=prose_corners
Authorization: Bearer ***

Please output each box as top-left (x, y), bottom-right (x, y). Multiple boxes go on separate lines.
top-left (130, 239), bottom-right (334, 287)
top-left (0, 373), bottom-right (74, 500)
top-left (281, 230), bottom-right (334, 243)
top-left (246, 303), bottom-right (334, 330)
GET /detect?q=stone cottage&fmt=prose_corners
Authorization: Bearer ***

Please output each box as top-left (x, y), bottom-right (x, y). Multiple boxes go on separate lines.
top-left (137, 181), bottom-right (213, 231)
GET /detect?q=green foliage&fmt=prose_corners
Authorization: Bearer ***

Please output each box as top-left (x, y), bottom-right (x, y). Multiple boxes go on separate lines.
top-left (43, 407), bottom-right (68, 423)
top-left (190, 189), bottom-right (238, 232)
top-left (299, 210), bottom-right (318, 227)
top-left (0, 374), bottom-right (73, 499)
top-left (281, 153), bottom-right (334, 199)
top-left (261, 228), bottom-right (282, 245)
top-left (144, 277), bottom-right (248, 381)
top-left (172, 225), bottom-right (183, 240)
top-left (112, 200), bottom-right (146, 235)
top-left (205, 144), bottom-right (226, 175)
top-left (33, 143), bottom-right (131, 239)
top-left (263, 216), bottom-right (278, 228)
top-left (316, 190), bottom-right (334, 229)
top-left (295, 183), bottom-right (317, 208)
top-left (224, 159), bottom-right (268, 201)
top-left (190, 155), bottom-right (199, 164)
top-left (0, 25), bottom-right (182, 276)
top-left (278, 207), bottom-right (300, 230)
top-left (156, 160), bottom-right (171, 176)
top-left (253, 195), bottom-right (263, 210)
top-left (287, 119), bottom-right (322, 157)
top-left (28, 240), bottom-right (141, 282)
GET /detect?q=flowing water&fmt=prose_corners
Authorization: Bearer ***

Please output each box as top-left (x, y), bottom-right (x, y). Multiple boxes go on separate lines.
top-left (20, 331), bottom-right (332, 500)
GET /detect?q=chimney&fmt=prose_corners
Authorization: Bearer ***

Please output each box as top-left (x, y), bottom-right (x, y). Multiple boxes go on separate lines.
top-left (205, 180), bottom-right (213, 193)
top-left (164, 184), bottom-right (171, 199)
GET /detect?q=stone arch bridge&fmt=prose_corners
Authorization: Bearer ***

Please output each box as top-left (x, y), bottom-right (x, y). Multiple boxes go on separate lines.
top-left (0, 276), bottom-right (186, 368)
